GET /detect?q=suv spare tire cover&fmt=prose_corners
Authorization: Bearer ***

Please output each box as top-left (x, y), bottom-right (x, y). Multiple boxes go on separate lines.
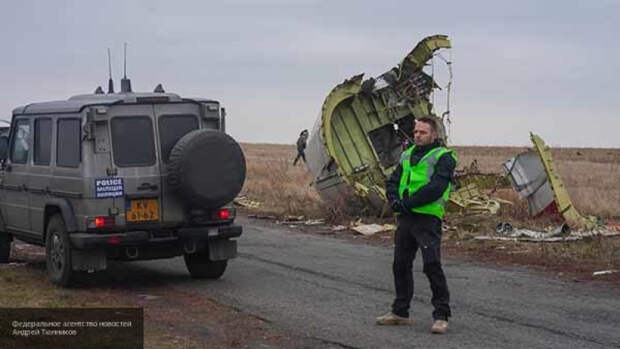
top-left (167, 129), bottom-right (246, 209)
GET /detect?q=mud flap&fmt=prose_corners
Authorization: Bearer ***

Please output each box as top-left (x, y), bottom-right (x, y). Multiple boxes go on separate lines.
top-left (208, 239), bottom-right (237, 261)
top-left (71, 249), bottom-right (107, 271)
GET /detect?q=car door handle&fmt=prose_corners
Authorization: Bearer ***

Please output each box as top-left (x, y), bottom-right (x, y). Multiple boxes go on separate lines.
top-left (137, 183), bottom-right (158, 191)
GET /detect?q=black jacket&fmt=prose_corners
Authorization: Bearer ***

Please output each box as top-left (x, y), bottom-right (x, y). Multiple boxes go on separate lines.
top-left (296, 134), bottom-right (308, 152)
top-left (385, 140), bottom-right (456, 211)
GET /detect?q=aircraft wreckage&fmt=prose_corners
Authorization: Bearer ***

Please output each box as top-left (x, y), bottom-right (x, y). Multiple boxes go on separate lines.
top-left (304, 34), bottom-right (618, 234)
top-left (306, 34), bottom-right (452, 212)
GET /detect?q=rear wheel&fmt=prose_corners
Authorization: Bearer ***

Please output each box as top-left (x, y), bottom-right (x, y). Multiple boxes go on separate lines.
top-left (0, 233), bottom-right (10, 263)
top-left (0, 214), bottom-right (11, 263)
top-left (46, 215), bottom-right (75, 286)
top-left (184, 249), bottom-right (228, 279)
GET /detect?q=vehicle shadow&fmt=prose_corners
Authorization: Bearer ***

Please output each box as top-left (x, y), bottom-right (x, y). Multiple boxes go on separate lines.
top-left (10, 241), bottom-right (211, 290)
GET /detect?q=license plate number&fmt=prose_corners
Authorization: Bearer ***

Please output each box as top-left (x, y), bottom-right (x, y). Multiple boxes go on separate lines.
top-left (126, 199), bottom-right (159, 222)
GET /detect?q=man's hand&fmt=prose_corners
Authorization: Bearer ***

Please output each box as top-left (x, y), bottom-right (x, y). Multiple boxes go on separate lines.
top-left (390, 200), bottom-right (406, 213)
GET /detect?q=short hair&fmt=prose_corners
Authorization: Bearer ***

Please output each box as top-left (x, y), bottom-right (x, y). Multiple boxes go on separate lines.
top-left (416, 117), bottom-right (438, 134)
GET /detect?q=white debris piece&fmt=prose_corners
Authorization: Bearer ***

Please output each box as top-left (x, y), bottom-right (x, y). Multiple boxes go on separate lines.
top-left (233, 196), bottom-right (261, 208)
top-left (0, 262), bottom-right (27, 268)
top-left (304, 219), bottom-right (325, 226)
top-left (476, 228), bottom-right (620, 242)
top-left (138, 294), bottom-right (161, 300)
top-left (276, 218), bottom-right (325, 226)
top-left (593, 270), bottom-right (619, 277)
top-left (351, 224), bottom-right (395, 236)
top-left (352, 224), bottom-right (384, 236)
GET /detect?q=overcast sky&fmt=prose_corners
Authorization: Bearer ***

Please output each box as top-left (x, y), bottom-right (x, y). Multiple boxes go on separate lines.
top-left (1, 0), bottom-right (618, 147)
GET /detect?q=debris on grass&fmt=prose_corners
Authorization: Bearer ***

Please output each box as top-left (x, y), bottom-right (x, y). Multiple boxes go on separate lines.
top-left (303, 219), bottom-right (325, 226)
top-left (449, 183), bottom-right (510, 215)
top-left (605, 221), bottom-right (620, 231)
top-left (276, 217), bottom-right (325, 226)
top-left (0, 262), bottom-right (27, 268)
top-left (593, 270), bottom-right (620, 277)
top-left (305, 35), bottom-right (452, 214)
top-left (476, 225), bottom-right (620, 242)
top-left (138, 294), bottom-right (161, 301)
top-left (247, 214), bottom-right (277, 220)
top-left (503, 133), bottom-right (598, 230)
top-left (234, 196), bottom-right (262, 209)
top-left (351, 223), bottom-right (395, 236)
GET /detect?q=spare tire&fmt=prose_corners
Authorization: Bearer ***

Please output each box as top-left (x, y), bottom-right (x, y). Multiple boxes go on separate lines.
top-left (168, 129), bottom-right (246, 209)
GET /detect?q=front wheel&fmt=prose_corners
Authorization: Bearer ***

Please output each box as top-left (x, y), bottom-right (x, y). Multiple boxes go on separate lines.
top-left (184, 249), bottom-right (228, 279)
top-left (46, 215), bottom-right (75, 286)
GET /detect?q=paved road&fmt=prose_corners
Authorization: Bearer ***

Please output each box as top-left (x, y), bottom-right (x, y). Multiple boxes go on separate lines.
top-left (129, 217), bottom-right (620, 349)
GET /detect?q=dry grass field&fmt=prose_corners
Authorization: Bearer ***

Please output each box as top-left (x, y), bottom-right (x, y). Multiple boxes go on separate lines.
top-left (240, 143), bottom-right (620, 220)
top-left (240, 143), bottom-right (325, 218)
top-left (455, 146), bottom-right (620, 219)
top-left (239, 142), bottom-right (620, 282)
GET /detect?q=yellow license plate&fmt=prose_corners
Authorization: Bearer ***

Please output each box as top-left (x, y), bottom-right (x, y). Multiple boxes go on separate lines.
top-left (126, 199), bottom-right (159, 222)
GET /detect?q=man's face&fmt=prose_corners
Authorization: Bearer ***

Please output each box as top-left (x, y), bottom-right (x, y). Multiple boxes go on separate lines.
top-left (413, 121), bottom-right (437, 146)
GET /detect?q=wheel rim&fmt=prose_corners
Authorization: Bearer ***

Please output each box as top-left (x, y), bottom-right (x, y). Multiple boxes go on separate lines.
top-left (50, 232), bottom-right (64, 273)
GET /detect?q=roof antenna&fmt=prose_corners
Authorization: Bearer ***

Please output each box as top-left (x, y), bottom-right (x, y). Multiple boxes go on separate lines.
top-left (120, 42), bottom-right (132, 93)
top-left (107, 48), bottom-right (114, 93)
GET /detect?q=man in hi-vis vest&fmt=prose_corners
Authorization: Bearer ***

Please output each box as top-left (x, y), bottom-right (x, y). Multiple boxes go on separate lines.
top-left (376, 117), bottom-right (457, 334)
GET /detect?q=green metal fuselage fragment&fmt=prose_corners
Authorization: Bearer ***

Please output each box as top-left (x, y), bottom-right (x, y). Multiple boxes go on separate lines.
top-left (530, 133), bottom-right (597, 230)
top-left (306, 35), bottom-right (452, 210)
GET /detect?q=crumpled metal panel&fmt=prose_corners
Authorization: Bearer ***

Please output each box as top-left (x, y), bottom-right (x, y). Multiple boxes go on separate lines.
top-left (305, 35), bottom-right (451, 210)
top-left (503, 151), bottom-right (554, 216)
top-left (503, 133), bottom-right (597, 229)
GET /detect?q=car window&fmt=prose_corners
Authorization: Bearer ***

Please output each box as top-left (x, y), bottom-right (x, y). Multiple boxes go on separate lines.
top-left (10, 119), bottom-right (30, 164)
top-left (57, 118), bottom-right (81, 167)
top-left (159, 115), bottom-right (199, 162)
top-left (111, 116), bottom-right (156, 167)
top-left (34, 118), bottom-right (52, 165)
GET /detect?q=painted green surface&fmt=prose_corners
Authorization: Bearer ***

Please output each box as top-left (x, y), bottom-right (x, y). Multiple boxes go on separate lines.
top-left (319, 35), bottom-right (451, 201)
top-left (530, 133), bottom-right (597, 229)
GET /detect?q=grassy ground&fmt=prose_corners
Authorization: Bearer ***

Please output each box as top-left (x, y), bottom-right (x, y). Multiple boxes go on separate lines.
top-left (240, 143), bottom-right (324, 218)
top-left (239, 142), bottom-right (620, 284)
top-left (240, 143), bottom-right (620, 220)
top-left (455, 145), bottom-right (620, 219)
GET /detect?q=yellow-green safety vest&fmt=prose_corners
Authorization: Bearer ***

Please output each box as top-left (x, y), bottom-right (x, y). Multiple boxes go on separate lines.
top-left (397, 145), bottom-right (457, 219)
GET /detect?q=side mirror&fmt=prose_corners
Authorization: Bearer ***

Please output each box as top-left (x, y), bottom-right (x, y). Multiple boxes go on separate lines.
top-left (220, 107), bottom-right (226, 133)
top-left (0, 136), bottom-right (8, 161)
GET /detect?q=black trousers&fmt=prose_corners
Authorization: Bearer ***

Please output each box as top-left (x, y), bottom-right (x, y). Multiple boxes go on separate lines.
top-left (293, 150), bottom-right (306, 165)
top-left (391, 213), bottom-right (451, 320)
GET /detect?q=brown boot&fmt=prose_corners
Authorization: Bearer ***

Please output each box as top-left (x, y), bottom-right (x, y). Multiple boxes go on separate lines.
top-left (376, 312), bottom-right (412, 326)
top-left (431, 319), bottom-right (448, 334)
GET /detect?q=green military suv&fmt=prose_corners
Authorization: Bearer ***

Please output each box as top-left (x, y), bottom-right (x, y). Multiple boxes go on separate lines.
top-left (0, 84), bottom-right (246, 286)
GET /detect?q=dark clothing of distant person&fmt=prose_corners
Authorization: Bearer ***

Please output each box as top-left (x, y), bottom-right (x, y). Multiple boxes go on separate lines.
top-left (293, 131), bottom-right (308, 165)
top-left (385, 139), bottom-right (456, 321)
